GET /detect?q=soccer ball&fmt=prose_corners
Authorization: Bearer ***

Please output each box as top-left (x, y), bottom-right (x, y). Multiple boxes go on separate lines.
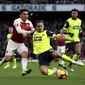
top-left (56, 68), bottom-right (68, 79)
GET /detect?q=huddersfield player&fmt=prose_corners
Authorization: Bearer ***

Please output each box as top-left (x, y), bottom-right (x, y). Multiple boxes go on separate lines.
top-left (61, 8), bottom-right (82, 71)
top-left (31, 20), bottom-right (84, 76)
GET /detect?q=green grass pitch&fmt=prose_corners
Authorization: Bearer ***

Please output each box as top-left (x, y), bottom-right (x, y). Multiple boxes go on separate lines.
top-left (0, 61), bottom-right (85, 85)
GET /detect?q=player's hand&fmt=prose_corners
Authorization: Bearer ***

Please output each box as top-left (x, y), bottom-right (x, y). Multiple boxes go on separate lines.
top-left (70, 39), bottom-right (75, 43)
top-left (27, 30), bottom-right (35, 34)
top-left (68, 33), bottom-right (74, 37)
top-left (31, 30), bottom-right (35, 33)
top-left (23, 33), bottom-right (28, 37)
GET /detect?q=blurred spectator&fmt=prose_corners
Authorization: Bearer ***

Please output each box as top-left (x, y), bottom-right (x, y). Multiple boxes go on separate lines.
top-left (0, 20), bottom-right (8, 58)
top-left (41, 0), bottom-right (48, 4)
top-left (0, 0), bottom-right (31, 4)
top-left (55, 0), bottom-right (85, 4)
top-left (0, 0), bottom-right (85, 4)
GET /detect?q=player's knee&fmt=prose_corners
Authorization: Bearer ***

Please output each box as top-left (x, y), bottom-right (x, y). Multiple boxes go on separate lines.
top-left (40, 70), bottom-right (48, 75)
top-left (21, 51), bottom-right (28, 58)
top-left (40, 66), bottom-right (48, 75)
top-left (5, 56), bottom-right (11, 61)
top-left (52, 51), bottom-right (61, 57)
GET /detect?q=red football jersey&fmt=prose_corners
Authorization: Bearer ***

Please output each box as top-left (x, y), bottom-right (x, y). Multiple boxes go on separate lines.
top-left (11, 18), bottom-right (35, 43)
top-left (56, 34), bottom-right (66, 46)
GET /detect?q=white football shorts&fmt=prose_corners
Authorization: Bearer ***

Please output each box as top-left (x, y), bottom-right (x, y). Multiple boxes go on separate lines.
top-left (5, 39), bottom-right (28, 56)
top-left (57, 45), bottom-right (65, 54)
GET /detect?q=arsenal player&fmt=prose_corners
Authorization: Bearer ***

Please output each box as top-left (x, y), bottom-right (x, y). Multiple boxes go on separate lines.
top-left (0, 9), bottom-right (35, 76)
top-left (56, 34), bottom-right (66, 66)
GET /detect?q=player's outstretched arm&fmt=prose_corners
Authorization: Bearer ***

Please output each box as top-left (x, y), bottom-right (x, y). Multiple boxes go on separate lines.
top-left (56, 34), bottom-right (74, 42)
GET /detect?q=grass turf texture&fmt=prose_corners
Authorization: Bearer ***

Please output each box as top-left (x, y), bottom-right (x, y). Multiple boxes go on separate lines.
top-left (0, 61), bottom-right (85, 85)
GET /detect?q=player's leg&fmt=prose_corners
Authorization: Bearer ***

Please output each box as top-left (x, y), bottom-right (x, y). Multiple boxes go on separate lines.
top-left (0, 40), bottom-right (17, 67)
top-left (51, 48), bottom-right (84, 66)
top-left (58, 46), bottom-right (65, 67)
top-left (12, 55), bottom-right (17, 69)
top-left (62, 50), bottom-right (71, 70)
top-left (20, 51), bottom-right (32, 76)
top-left (18, 43), bottom-right (32, 76)
top-left (0, 56), bottom-right (12, 67)
top-left (40, 65), bottom-right (57, 76)
top-left (72, 42), bottom-right (81, 61)
top-left (62, 43), bottom-right (74, 70)
top-left (38, 51), bottom-right (57, 76)
top-left (57, 46), bottom-right (62, 66)
top-left (68, 42), bottom-right (81, 70)
top-left (4, 62), bottom-right (10, 69)
top-left (58, 59), bottom-right (64, 66)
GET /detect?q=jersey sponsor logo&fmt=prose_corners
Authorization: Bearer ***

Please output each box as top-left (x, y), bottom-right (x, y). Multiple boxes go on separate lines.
top-left (34, 36), bottom-right (42, 41)
top-left (73, 26), bottom-right (80, 29)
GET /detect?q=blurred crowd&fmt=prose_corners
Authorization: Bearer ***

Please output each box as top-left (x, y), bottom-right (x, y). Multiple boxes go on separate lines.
top-left (39, 0), bottom-right (85, 4)
top-left (0, 20), bottom-right (8, 57)
top-left (0, 0), bottom-right (85, 4)
top-left (0, 19), bottom-right (85, 58)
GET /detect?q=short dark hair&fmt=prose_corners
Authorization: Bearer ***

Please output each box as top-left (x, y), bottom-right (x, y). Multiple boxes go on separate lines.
top-left (19, 9), bottom-right (28, 14)
top-left (71, 8), bottom-right (78, 13)
top-left (35, 20), bottom-right (44, 25)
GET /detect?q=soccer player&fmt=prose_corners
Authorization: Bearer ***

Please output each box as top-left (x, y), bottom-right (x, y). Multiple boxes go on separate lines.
top-left (60, 8), bottom-right (82, 71)
top-left (0, 9), bottom-right (35, 76)
top-left (31, 20), bottom-right (84, 76)
top-left (4, 27), bottom-right (17, 69)
top-left (56, 33), bottom-right (66, 67)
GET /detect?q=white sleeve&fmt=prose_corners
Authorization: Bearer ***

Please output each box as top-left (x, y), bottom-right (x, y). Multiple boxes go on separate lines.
top-left (14, 20), bottom-right (31, 34)
top-left (29, 21), bottom-right (35, 31)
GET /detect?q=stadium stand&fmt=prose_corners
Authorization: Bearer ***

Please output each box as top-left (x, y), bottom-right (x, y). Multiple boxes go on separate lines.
top-left (0, 0), bottom-right (31, 4)
top-left (55, 0), bottom-right (85, 4)
top-left (0, 0), bottom-right (85, 4)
